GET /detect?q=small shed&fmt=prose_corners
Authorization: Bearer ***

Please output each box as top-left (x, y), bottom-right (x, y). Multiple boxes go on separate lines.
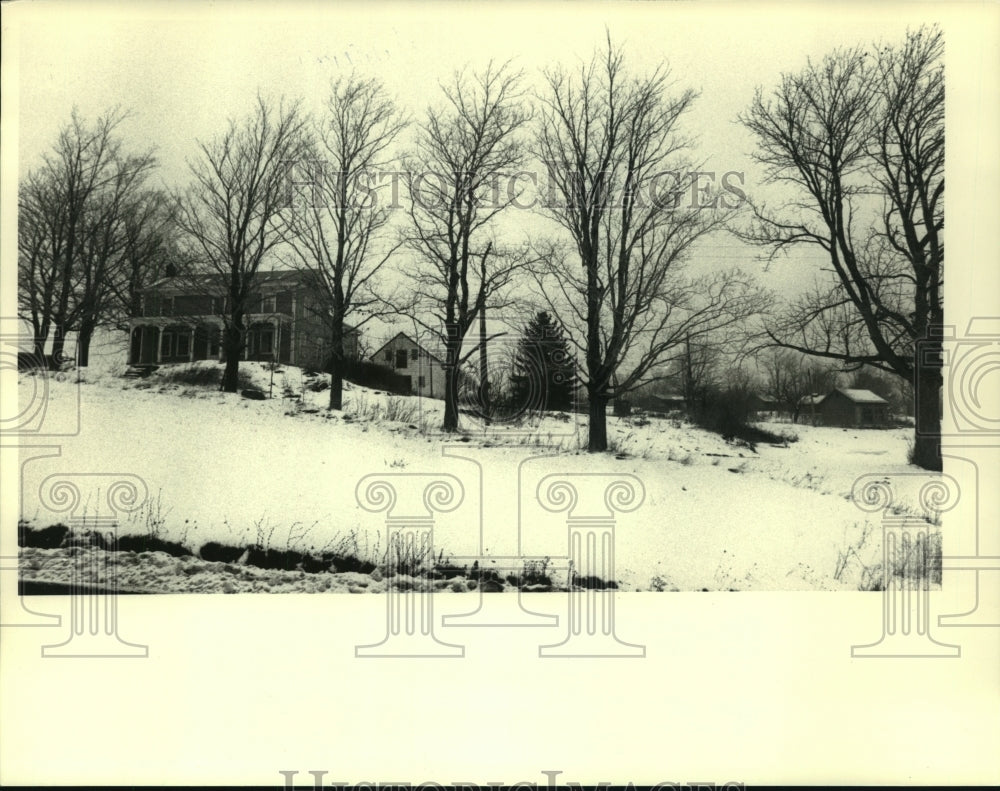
top-left (817, 388), bottom-right (891, 428)
top-left (747, 394), bottom-right (779, 415)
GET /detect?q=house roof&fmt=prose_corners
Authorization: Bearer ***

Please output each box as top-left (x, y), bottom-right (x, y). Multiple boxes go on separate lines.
top-left (799, 388), bottom-right (890, 407)
top-left (648, 393), bottom-right (686, 403)
top-left (833, 388), bottom-right (890, 405)
top-left (144, 268), bottom-right (317, 293)
top-left (370, 332), bottom-right (448, 365)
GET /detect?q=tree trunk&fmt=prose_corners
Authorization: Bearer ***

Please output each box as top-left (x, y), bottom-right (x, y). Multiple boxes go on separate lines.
top-left (221, 323), bottom-right (243, 393)
top-left (77, 322), bottom-right (95, 367)
top-left (443, 331), bottom-right (461, 432)
top-left (50, 322), bottom-right (68, 368)
top-left (443, 372), bottom-right (460, 431)
top-left (478, 307), bottom-right (490, 425)
top-left (328, 321), bottom-right (344, 411)
top-left (912, 353), bottom-right (942, 472)
top-left (32, 320), bottom-right (49, 363)
top-left (328, 364), bottom-right (344, 410)
top-left (588, 391), bottom-right (608, 452)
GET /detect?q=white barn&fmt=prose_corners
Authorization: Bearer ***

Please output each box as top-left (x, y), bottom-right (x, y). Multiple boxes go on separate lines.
top-left (370, 332), bottom-right (448, 399)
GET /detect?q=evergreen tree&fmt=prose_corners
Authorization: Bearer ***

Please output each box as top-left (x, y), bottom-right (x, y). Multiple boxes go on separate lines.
top-left (509, 311), bottom-right (577, 412)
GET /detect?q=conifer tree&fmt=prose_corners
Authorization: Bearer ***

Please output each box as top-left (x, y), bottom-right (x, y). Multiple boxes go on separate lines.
top-left (509, 311), bottom-right (577, 412)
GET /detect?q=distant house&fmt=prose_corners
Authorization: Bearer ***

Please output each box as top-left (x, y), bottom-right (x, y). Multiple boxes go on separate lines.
top-left (798, 392), bottom-right (826, 425)
top-left (747, 393), bottom-right (779, 415)
top-left (798, 388), bottom-right (891, 428)
top-left (370, 332), bottom-right (447, 399)
top-left (128, 270), bottom-right (358, 369)
top-left (629, 392), bottom-right (687, 413)
top-left (820, 388), bottom-right (891, 427)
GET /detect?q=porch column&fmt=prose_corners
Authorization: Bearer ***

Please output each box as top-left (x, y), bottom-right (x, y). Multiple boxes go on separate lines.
top-left (188, 325), bottom-right (195, 362)
top-left (156, 326), bottom-right (164, 363)
top-left (135, 326), bottom-right (143, 365)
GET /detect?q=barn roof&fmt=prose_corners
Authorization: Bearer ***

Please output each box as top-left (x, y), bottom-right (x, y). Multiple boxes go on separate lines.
top-left (370, 332), bottom-right (446, 365)
top-left (834, 388), bottom-right (890, 405)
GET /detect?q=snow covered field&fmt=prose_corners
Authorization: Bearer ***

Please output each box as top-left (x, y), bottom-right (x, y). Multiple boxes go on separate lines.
top-left (16, 335), bottom-right (933, 592)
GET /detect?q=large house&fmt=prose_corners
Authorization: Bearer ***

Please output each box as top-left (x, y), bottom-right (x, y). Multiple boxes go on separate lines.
top-left (798, 388), bottom-right (891, 428)
top-left (128, 270), bottom-right (358, 369)
top-left (370, 332), bottom-right (448, 398)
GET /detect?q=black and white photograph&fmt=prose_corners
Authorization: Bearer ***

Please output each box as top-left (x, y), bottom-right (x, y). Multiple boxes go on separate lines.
top-left (2, 0), bottom-right (998, 786)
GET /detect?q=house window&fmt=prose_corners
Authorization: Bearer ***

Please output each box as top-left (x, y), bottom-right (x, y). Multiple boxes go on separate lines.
top-left (174, 295), bottom-right (213, 315)
top-left (247, 323), bottom-right (275, 357)
top-left (260, 295), bottom-right (277, 313)
top-left (418, 375), bottom-right (426, 387)
top-left (861, 407), bottom-right (874, 425)
top-left (410, 348), bottom-right (418, 360)
top-left (395, 349), bottom-right (408, 369)
top-left (176, 332), bottom-right (190, 358)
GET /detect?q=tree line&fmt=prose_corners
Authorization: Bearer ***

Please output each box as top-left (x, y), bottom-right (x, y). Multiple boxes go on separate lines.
top-left (18, 27), bottom-right (944, 469)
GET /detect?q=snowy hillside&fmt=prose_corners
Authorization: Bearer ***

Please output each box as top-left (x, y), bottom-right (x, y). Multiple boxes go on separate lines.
top-left (16, 333), bottom-right (932, 592)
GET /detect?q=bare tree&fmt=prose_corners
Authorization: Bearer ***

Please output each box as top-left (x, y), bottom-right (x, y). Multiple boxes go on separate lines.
top-left (760, 347), bottom-right (836, 422)
top-left (739, 26), bottom-right (944, 469)
top-left (17, 107), bottom-right (156, 365)
top-left (534, 38), bottom-right (766, 451)
top-left (284, 76), bottom-right (407, 409)
top-left (403, 62), bottom-right (532, 431)
top-left (176, 95), bottom-right (311, 392)
top-left (72, 149), bottom-right (159, 365)
top-left (676, 334), bottom-right (720, 415)
top-left (18, 171), bottom-right (61, 361)
top-left (106, 188), bottom-right (182, 328)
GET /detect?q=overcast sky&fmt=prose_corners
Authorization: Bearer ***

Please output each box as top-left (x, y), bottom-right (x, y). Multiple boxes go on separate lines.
top-left (4, 0), bottom-right (996, 347)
